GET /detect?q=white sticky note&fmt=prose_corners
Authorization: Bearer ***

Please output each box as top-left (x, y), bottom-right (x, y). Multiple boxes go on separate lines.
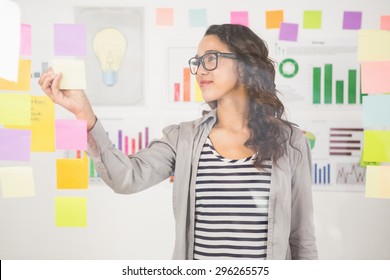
top-left (0, 1), bottom-right (21, 82)
top-left (52, 59), bottom-right (86, 89)
top-left (0, 166), bottom-right (35, 198)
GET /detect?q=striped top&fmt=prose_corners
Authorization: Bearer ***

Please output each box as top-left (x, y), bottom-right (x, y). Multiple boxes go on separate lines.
top-left (194, 137), bottom-right (272, 260)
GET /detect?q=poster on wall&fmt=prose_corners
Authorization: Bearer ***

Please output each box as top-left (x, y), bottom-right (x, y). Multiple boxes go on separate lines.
top-left (75, 7), bottom-right (144, 106)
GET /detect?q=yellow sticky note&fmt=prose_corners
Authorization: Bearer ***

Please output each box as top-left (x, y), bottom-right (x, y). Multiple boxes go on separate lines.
top-left (0, 59), bottom-right (31, 91)
top-left (7, 96), bottom-right (55, 152)
top-left (303, 10), bottom-right (322, 29)
top-left (363, 130), bottom-right (390, 163)
top-left (52, 59), bottom-right (86, 89)
top-left (358, 30), bottom-right (390, 61)
top-left (0, 166), bottom-right (35, 198)
top-left (0, 93), bottom-right (31, 126)
top-left (55, 197), bottom-right (87, 227)
top-left (56, 155), bottom-right (88, 189)
top-left (365, 166), bottom-right (390, 199)
top-left (266, 10), bottom-right (284, 29)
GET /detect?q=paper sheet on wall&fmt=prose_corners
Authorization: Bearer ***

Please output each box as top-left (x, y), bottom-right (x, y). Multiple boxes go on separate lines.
top-left (365, 166), bottom-right (390, 199)
top-left (155, 8), bottom-right (174, 26)
top-left (55, 197), bottom-right (87, 227)
top-left (266, 10), bottom-right (284, 29)
top-left (0, 59), bottom-right (31, 91)
top-left (20, 23), bottom-right (32, 56)
top-left (56, 155), bottom-right (88, 189)
top-left (53, 24), bottom-right (86, 56)
top-left (0, 0), bottom-right (21, 82)
top-left (51, 59), bottom-right (86, 89)
top-left (0, 94), bottom-right (31, 126)
top-left (0, 166), bottom-right (35, 198)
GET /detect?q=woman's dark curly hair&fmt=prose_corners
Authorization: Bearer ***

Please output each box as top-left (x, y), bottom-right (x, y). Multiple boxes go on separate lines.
top-left (204, 24), bottom-right (295, 168)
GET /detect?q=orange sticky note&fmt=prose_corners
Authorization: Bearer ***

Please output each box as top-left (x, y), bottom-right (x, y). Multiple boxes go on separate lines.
top-left (365, 166), bottom-right (390, 199)
top-left (266, 10), bottom-right (284, 29)
top-left (380, 15), bottom-right (390, 31)
top-left (156, 8), bottom-right (174, 26)
top-left (0, 59), bottom-right (31, 91)
top-left (56, 155), bottom-right (88, 189)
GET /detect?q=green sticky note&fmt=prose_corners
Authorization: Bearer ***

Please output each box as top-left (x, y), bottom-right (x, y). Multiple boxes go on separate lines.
top-left (363, 130), bottom-right (390, 163)
top-left (303, 10), bottom-right (322, 29)
top-left (55, 197), bottom-right (87, 227)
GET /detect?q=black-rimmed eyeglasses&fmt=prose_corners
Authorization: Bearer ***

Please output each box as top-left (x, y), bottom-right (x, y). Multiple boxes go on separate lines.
top-left (188, 52), bottom-right (237, 75)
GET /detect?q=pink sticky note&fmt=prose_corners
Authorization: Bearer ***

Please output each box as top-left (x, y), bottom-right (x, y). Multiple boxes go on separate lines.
top-left (361, 61), bottom-right (390, 93)
top-left (54, 24), bottom-right (87, 56)
top-left (156, 8), bottom-right (174, 26)
top-left (380, 15), bottom-right (390, 31)
top-left (0, 128), bottom-right (31, 161)
top-left (279, 23), bottom-right (299, 41)
top-left (20, 24), bottom-right (31, 56)
top-left (343, 11), bottom-right (362, 30)
top-left (55, 119), bottom-right (87, 150)
top-left (230, 11), bottom-right (249, 27)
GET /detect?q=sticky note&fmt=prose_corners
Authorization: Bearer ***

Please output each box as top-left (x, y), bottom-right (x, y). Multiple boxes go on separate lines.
top-left (230, 11), bottom-right (249, 27)
top-left (20, 23), bottom-right (31, 56)
top-left (363, 95), bottom-right (390, 127)
top-left (54, 24), bottom-right (86, 56)
top-left (343, 11), bottom-right (362, 30)
top-left (303, 10), bottom-right (322, 29)
top-left (55, 197), bottom-right (87, 227)
top-left (0, 0), bottom-right (20, 82)
top-left (381, 15), bottom-right (390, 31)
top-left (55, 119), bottom-right (87, 150)
top-left (279, 23), bottom-right (299, 41)
top-left (156, 8), bottom-right (174, 26)
top-left (0, 59), bottom-right (31, 91)
top-left (363, 130), bottom-right (390, 162)
top-left (0, 94), bottom-right (31, 126)
top-left (56, 156), bottom-right (88, 189)
top-left (361, 61), bottom-right (390, 93)
top-left (52, 59), bottom-right (86, 89)
top-left (0, 128), bottom-right (31, 161)
top-left (365, 166), bottom-right (390, 199)
top-left (358, 30), bottom-right (390, 61)
top-left (0, 166), bottom-right (35, 198)
top-left (266, 10), bottom-right (284, 29)
top-left (189, 9), bottom-right (207, 27)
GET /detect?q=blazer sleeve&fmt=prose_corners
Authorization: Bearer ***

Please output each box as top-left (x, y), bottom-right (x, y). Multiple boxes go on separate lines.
top-left (289, 130), bottom-right (319, 259)
top-left (87, 119), bottom-right (177, 194)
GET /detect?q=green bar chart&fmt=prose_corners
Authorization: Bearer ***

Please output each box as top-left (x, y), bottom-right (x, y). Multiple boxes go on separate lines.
top-left (312, 64), bottom-right (360, 105)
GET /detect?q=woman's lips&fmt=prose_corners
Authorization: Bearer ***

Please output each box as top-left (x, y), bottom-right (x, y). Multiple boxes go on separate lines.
top-left (199, 80), bottom-right (212, 88)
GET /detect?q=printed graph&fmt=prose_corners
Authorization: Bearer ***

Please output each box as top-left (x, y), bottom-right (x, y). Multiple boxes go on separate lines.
top-left (335, 163), bottom-right (366, 185)
top-left (312, 64), bottom-right (362, 105)
top-left (313, 162), bottom-right (331, 184)
top-left (329, 128), bottom-right (364, 157)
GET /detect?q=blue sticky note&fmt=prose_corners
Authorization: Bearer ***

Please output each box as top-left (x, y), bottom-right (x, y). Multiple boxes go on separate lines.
top-left (363, 95), bottom-right (390, 128)
top-left (189, 9), bottom-right (207, 27)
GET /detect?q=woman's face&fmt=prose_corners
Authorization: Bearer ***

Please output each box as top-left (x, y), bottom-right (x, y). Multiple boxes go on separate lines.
top-left (195, 35), bottom-right (242, 103)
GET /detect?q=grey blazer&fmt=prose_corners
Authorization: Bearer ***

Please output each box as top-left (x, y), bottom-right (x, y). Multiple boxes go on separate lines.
top-left (87, 109), bottom-right (318, 260)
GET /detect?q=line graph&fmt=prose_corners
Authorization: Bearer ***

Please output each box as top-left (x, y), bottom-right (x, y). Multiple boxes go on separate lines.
top-left (335, 163), bottom-right (366, 184)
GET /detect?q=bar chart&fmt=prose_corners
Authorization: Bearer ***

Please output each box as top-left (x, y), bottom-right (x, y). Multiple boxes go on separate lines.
top-left (313, 162), bottom-right (331, 184)
top-left (329, 127), bottom-right (364, 157)
top-left (312, 64), bottom-right (362, 105)
top-left (168, 47), bottom-right (204, 103)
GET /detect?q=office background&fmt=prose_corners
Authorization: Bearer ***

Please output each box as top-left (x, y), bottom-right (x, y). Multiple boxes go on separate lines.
top-left (0, 0), bottom-right (389, 259)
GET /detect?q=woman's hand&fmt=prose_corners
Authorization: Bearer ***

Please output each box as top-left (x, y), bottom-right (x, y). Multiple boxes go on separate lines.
top-left (38, 67), bottom-right (97, 130)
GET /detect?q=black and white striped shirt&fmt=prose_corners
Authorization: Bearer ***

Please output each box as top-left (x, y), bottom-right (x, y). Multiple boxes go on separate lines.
top-left (194, 138), bottom-right (272, 260)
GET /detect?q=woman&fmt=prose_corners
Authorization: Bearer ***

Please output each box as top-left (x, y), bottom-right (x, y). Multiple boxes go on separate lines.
top-left (39, 24), bottom-right (318, 260)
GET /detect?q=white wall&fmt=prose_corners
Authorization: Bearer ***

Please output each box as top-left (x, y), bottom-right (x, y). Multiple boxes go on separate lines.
top-left (0, 0), bottom-right (389, 259)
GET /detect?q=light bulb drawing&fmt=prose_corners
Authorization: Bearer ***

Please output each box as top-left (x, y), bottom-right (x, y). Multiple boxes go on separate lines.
top-left (92, 27), bottom-right (127, 87)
